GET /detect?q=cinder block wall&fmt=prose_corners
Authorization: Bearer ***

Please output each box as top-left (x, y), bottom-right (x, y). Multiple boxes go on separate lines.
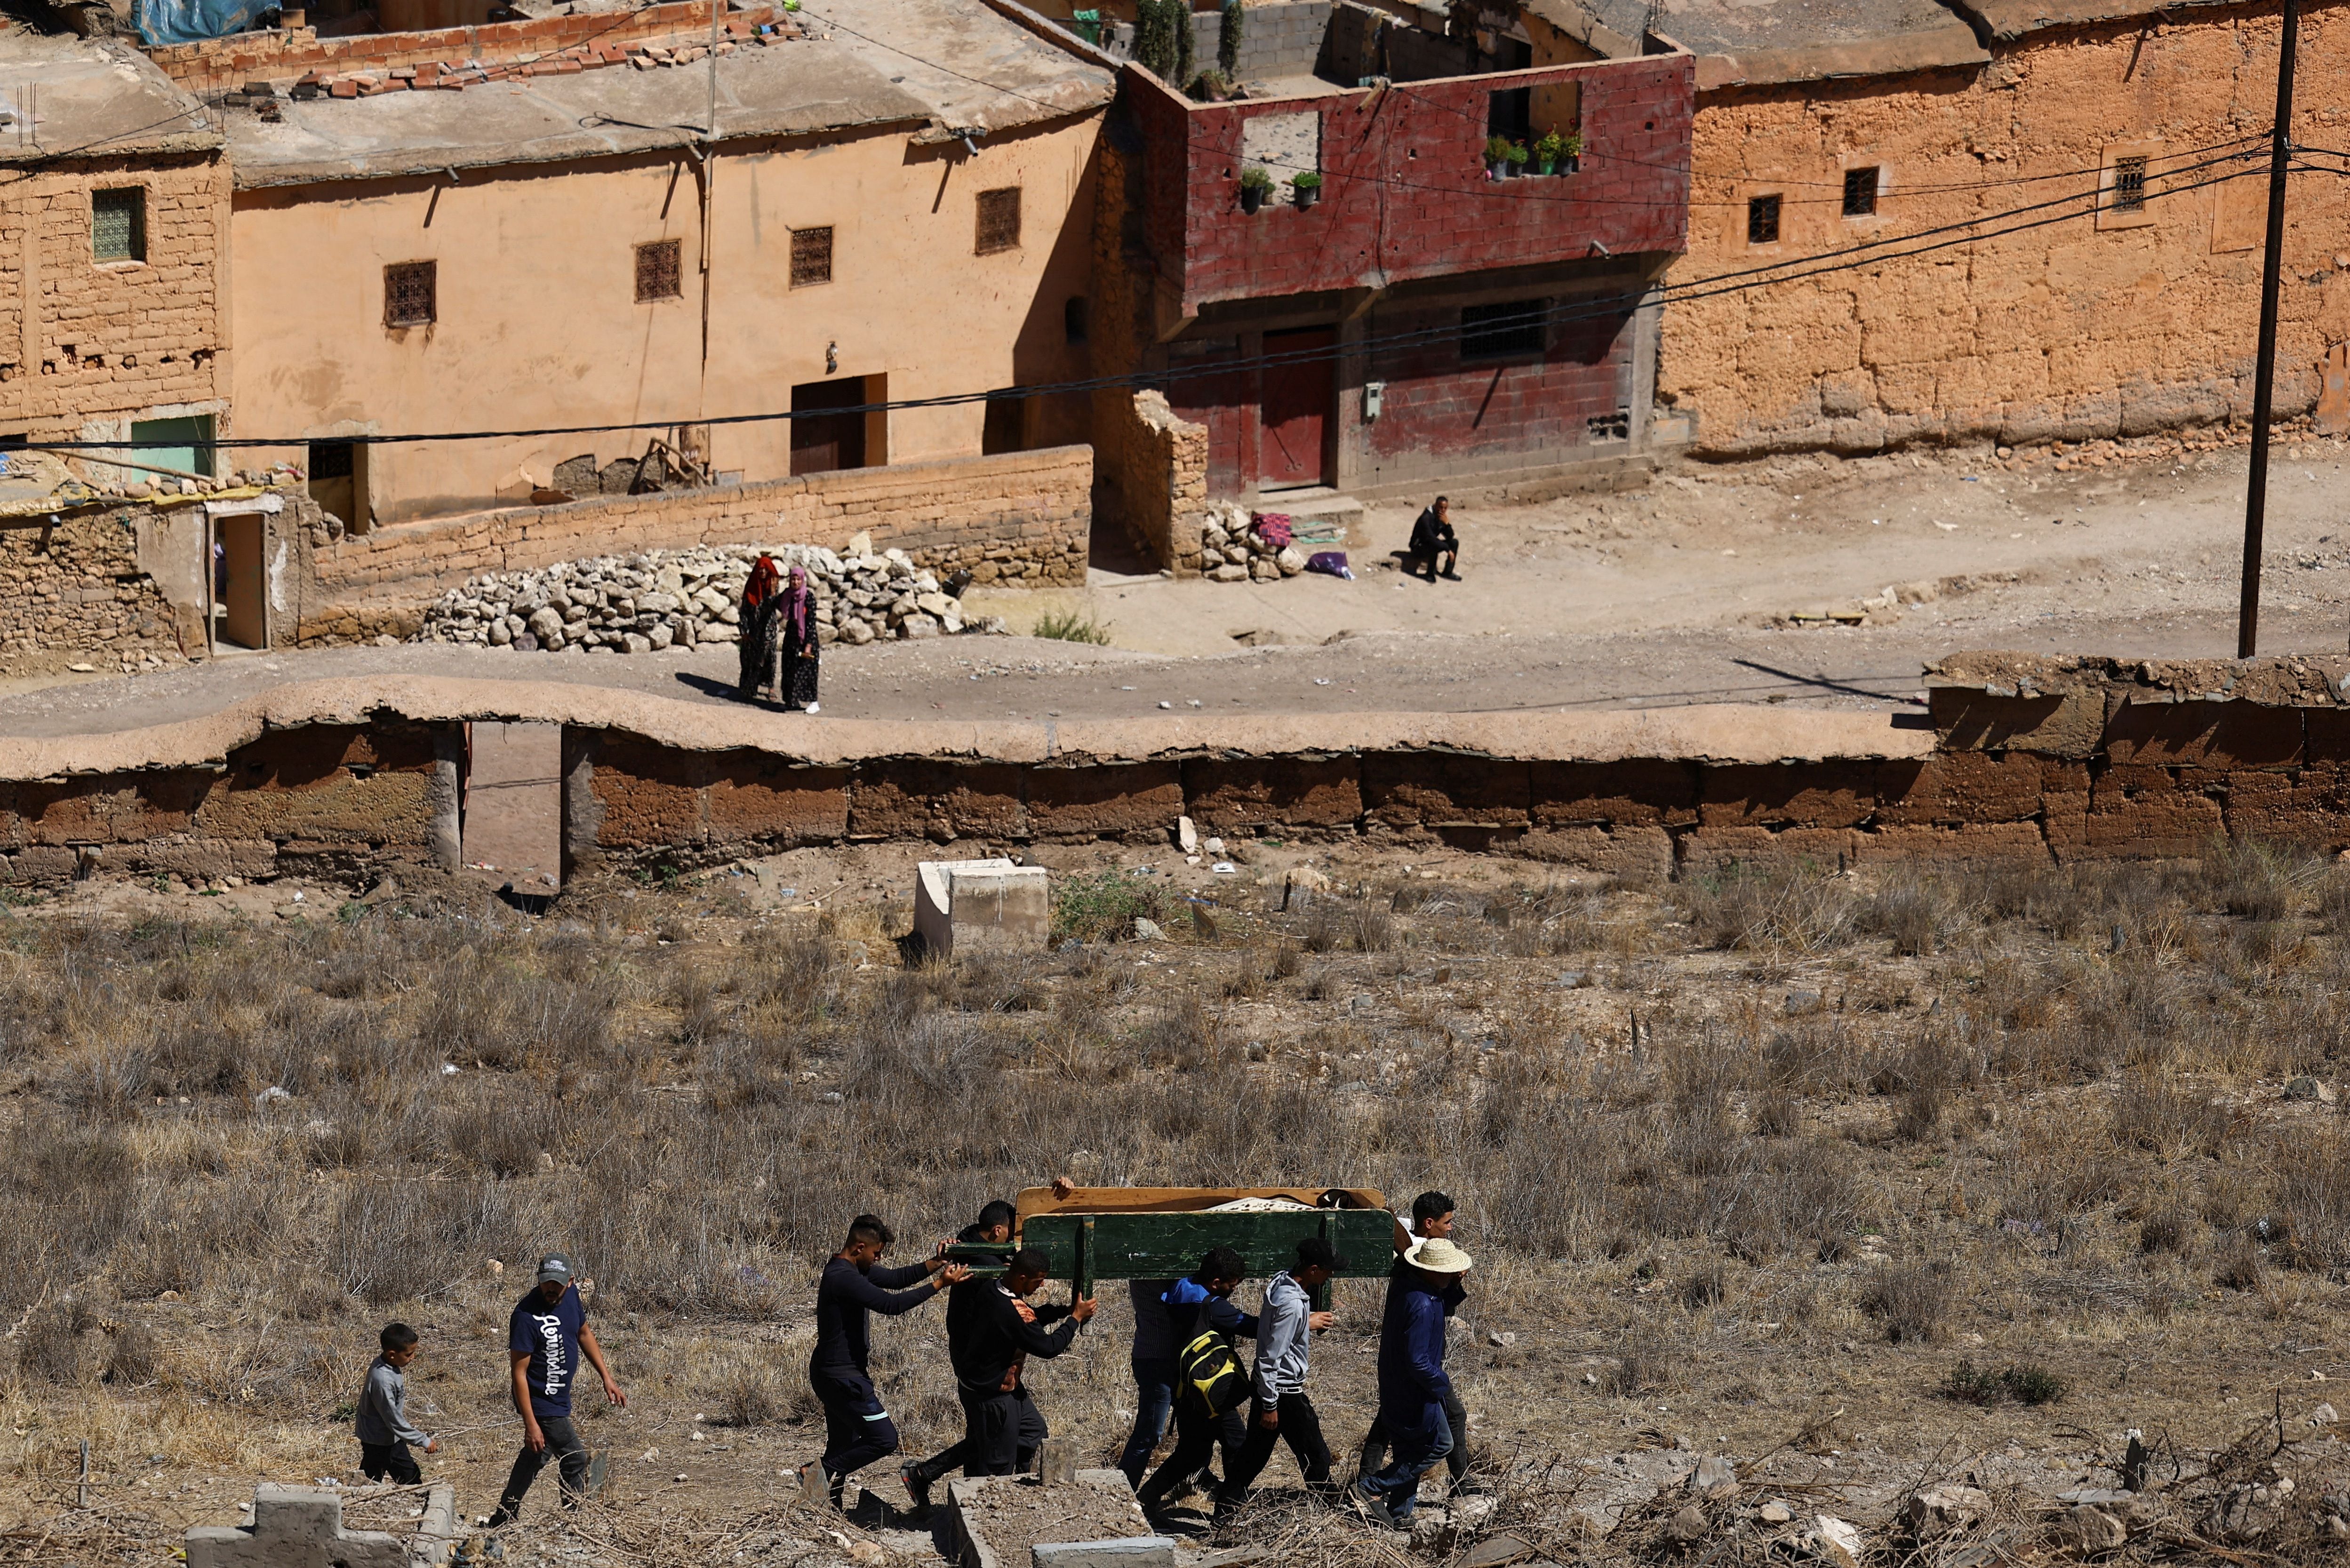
top-left (296, 445), bottom-right (1093, 643)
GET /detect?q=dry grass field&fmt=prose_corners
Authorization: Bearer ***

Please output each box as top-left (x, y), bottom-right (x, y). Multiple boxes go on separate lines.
top-left (3, 837), bottom-right (2350, 1566)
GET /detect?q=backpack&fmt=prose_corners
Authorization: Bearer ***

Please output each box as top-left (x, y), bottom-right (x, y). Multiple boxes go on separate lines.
top-left (1177, 1328), bottom-right (1249, 1415)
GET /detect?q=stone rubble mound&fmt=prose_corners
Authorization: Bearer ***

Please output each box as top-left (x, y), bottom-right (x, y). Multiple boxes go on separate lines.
top-left (1198, 501), bottom-right (1306, 583)
top-left (413, 543), bottom-right (1003, 653)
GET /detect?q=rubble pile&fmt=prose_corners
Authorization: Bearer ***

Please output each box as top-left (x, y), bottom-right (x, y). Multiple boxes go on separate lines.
top-left (414, 542), bottom-right (1003, 653)
top-left (1198, 501), bottom-right (1306, 583)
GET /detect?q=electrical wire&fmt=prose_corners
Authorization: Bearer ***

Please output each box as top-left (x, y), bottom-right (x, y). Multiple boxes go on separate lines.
top-left (20, 152), bottom-right (2285, 456)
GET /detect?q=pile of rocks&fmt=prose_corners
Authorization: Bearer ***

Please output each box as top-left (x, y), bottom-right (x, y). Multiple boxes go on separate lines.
top-left (1198, 501), bottom-right (1306, 583)
top-left (413, 542), bottom-right (1003, 653)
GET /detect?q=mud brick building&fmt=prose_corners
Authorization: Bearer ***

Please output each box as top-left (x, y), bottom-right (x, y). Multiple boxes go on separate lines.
top-left (1550, 0), bottom-right (2350, 456)
top-left (199, 0), bottom-right (1111, 529)
top-left (0, 34), bottom-right (229, 476)
top-left (1081, 0), bottom-right (1693, 540)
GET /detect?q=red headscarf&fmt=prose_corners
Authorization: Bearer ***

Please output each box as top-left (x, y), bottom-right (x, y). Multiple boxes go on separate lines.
top-left (743, 554), bottom-right (781, 609)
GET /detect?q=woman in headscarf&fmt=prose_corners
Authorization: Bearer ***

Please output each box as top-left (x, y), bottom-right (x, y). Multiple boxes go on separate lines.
top-left (736, 554), bottom-right (782, 701)
top-left (777, 563), bottom-right (822, 714)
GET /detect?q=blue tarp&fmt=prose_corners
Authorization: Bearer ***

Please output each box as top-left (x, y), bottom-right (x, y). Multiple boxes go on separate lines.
top-left (136, 0), bottom-right (274, 48)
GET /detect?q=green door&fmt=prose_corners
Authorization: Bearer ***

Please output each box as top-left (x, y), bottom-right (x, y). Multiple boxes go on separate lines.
top-left (130, 414), bottom-right (214, 481)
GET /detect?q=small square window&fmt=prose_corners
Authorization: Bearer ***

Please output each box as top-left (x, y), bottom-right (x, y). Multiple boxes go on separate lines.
top-left (635, 239), bottom-right (681, 302)
top-left (1842, 167), bottom-right (1878, 217)
top-left (790, 226), bottom-right (833, 288)
top-left (1461, 299), bottom-right (1546, 361)
top-left (975, 188), bottom-right (1022, 255)
top-left (93, 188), bottom-right (145, 263)
top-left (1747, 193), bottom-right (1782, 246)
top-left (2110, 155), bottom-right (2148, 214)
top-left (308, 439), bottom-right (355, 479)
top-left (384, 261), bottom-right (436, 327)
top-left (1064, 296), bottom-right (1088, 345)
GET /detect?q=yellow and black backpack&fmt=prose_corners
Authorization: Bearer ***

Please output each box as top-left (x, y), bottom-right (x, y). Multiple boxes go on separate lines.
top-left (1177, 1327), bottom-right (1249, 1414)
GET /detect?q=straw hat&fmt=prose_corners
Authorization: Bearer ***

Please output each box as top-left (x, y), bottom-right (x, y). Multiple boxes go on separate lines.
top-left (1404, 1236), bottom-right (1473, 1275)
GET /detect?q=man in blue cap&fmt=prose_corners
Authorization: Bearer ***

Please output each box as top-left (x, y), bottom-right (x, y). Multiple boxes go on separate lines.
top-left (486, 1254), bottom-right (627, 1530)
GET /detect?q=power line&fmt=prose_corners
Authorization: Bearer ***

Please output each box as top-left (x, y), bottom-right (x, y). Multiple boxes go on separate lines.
top-left (24, 153), bottom-right (2280, 457)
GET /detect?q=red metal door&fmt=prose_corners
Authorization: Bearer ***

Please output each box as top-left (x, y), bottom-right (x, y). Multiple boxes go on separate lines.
top-left (1259, 327), bottom-right (1334, 489)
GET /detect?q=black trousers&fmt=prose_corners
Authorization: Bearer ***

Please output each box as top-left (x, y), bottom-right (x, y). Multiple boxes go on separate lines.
top-left (1137, 1394), bottom-right (1247, 1512)
top-left (359, 1441), bottom-right (421, 1485)
top-left (812, 1366), bottom-right (900, 1485)
top-left (1217, 1392), bottom-right (1335, 1511)
top-left (1357, 1387), bottom-right (1469, 1485)
top-left (492, 1415), bottom-right (590, 1524)
top-left (957, 1384), bottom-right (1048, 1476)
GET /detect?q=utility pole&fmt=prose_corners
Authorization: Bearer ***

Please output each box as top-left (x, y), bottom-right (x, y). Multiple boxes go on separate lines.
top-left (2237, 0), bottom-right (2300, 658)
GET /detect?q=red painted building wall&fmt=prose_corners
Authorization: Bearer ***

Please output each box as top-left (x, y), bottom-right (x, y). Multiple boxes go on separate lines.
top-left (1364, 297), bottom-right (1637, 472)
top-left (1130, 53), bottom-right (1693, 314)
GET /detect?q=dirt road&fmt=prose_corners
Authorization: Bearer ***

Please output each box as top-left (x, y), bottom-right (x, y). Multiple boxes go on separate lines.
top-left (2, 436), bottom-right (2343, 739)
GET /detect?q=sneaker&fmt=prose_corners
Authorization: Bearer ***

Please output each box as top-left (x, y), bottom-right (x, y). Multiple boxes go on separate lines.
top-left (901, 1460), bottom-right (932, 1517)
top-left (804, 702), bottom-right (820, 714)
top-left (1352, 1481), bottom-right (1395, 1530)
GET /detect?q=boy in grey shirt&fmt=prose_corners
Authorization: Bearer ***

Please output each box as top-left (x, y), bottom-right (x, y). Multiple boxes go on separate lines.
top-left (356, 1323), bottom-right (438, 1484)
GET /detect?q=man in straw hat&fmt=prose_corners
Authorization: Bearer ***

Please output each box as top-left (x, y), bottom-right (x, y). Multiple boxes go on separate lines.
top-left (1355, 1234), bottom-right (1472, 1529)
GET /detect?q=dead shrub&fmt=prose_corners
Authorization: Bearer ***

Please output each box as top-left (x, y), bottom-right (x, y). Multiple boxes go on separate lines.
top-left (1752, 1090), bottom-right (1801, 1139)
top-left (17, 1302), bottom-right (95, 1384)
top-left (2199, 838), bottom-right (2297, 922)
top-left (2213, 1231), bottom-right (2266, 1290)
top-left (2272, 1130), bottom-right (2350, 1269)
top-left (1679, 1262), bottom-right (1727, 1310)
top-left (719, 1367), bottom-right (788, 1426)
top-left (1859, 1262), bottom-right (1954, 1344)
top-left (1861, 874), bottom-right (1955, 956)
top-left (1677, 867), bottom-right (1858, 953)
top-left (103, 1322), bottom-right (159, 1385)
top-left (2110, 1075), bottom-right (2234, 1160)
top-left (1601, 1330), bottom-right (1675, 1396)
top-left (1894, 1084), bottom-right (1945, 1142)
top-left (2138, 1209), bottom-right (2190, 1255)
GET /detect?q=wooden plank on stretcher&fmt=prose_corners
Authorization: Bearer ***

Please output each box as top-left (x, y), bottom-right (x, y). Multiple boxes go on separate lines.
top-left (1019, 1208), bottom-right (1395, 1284)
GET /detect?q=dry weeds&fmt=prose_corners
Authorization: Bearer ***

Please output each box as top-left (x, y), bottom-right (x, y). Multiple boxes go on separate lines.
top-left (0, 845), bottom-right (2347, 1563)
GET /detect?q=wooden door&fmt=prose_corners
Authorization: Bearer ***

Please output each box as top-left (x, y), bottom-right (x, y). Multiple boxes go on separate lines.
top-left (1259, 327), bottom-right (1334, 489)
top-left (219, 513), bottom-right (266, 650)
top-left (791, 378), bottom-right (867, 476)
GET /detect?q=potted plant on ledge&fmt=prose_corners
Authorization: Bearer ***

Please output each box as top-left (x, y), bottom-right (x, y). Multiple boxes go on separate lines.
top-left (1562, 129), bottom-right (1583, 173)
top-left (1290, 169), bottom-right (1323, 210)
top-left (1504, 140), bottom-right (1530, 179)
top-left (1534, 128), bottom-right (1566, 176)
top-left (1240, 165), bottom-right (1274, 213)
top-left (1485, 134), bottom-right (1512, 180)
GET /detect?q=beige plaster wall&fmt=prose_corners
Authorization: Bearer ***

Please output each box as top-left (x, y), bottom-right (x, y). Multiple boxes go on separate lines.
top-left (1663, 3), bottom-right (2350, 456)
top-left (0, 151), bottom-right (229, 455)
top-left (229, 117), bottom-right (1099, 524)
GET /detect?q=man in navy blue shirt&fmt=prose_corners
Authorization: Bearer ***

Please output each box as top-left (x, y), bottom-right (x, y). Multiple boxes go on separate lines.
top-left (802, 1214), bottom-right (967, 1510)
top-left (487, 1254), bottom-right (627, 1530)
top-left (1356, 1236), bottom-right (1472, 1529)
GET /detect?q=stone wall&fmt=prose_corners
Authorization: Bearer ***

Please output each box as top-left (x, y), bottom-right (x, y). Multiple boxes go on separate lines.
top-left (1093, 389), bottom-right (1208, 571)
top-left (1664, 2), bottom-right (2350, 456)
top-left (296, 446), bottom-right (1093, 643)
top-left (20, 660), bottom-right (2350, 890)
top-left (0, 508), bottom-right (186, 658)
top-left (0, 150), bottom-right (227, 448)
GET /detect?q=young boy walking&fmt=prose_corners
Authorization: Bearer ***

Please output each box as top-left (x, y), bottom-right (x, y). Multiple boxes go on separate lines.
top-left (804, 1214), bottom-right (967, 1510)
top-left (355, 1323), bottom-right (438, 1484)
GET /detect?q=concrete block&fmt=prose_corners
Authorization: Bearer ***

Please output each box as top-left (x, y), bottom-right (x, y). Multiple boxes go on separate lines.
top-left (185, 1484), bottom-right (407, 1568)
top-left (915, 858), bottom-right (1049, 958)
top-left (1031, 1540), bottom-right (1177, 1568)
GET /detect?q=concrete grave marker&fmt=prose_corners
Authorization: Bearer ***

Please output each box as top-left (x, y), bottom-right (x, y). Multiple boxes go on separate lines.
top-left (186, 1484), bottom-right (409, 1568)
top-left (914, 857), bottom-right (1048, 958)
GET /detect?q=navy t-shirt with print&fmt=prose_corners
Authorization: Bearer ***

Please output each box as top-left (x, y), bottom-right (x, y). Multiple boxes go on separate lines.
top-left (509, 1286), bottom-right (587, 1420)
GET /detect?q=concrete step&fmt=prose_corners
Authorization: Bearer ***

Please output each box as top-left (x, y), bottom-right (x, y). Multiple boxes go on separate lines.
top-left (1255, 486), bottom-right (1364, 524)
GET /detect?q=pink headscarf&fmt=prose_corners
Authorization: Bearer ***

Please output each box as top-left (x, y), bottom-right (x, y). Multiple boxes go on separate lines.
top-left (780, 564), bottom-right (814, 642)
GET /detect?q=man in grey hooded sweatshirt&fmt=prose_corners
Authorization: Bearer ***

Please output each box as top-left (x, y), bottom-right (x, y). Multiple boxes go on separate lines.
top-left (1213, 1237), bottom-right (1342, 1522)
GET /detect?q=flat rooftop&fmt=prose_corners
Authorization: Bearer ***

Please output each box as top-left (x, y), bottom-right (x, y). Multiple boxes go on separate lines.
top-left (224, 0), bottom-right (1112, 185)
top-left (1559, 0), bottom-right (1988, 87)
top-left (0, 32), bottom-right (220, 165)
